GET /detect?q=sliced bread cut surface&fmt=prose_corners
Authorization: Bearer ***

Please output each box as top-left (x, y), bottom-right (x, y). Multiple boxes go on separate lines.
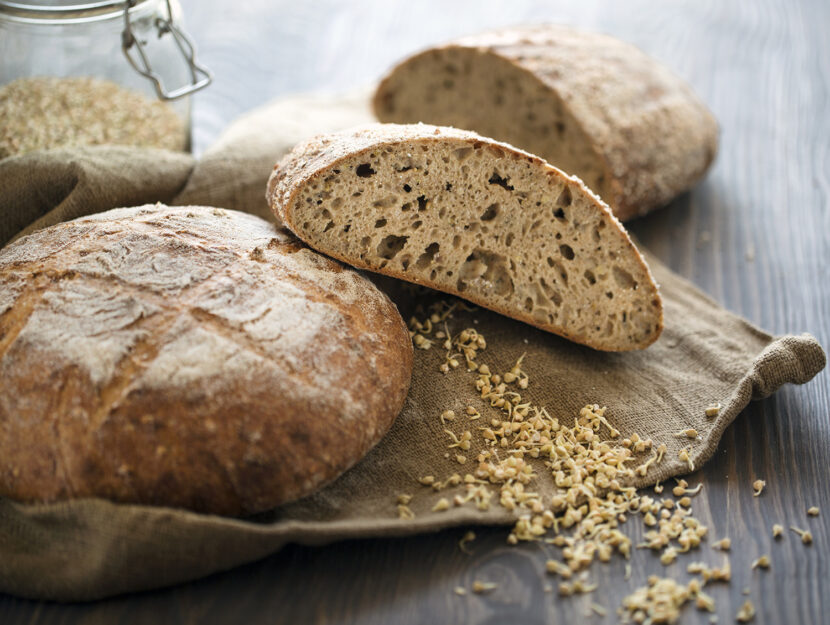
top-left (373, 25), bottom-right (718, 221)
top-left (268, 124), bottom-right (662, 351)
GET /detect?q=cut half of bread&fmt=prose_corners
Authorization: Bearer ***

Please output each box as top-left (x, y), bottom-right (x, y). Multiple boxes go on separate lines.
top-left (373, 25), bottom-right (719, 221)
top-left (268, 124), bottom-right (663, 351)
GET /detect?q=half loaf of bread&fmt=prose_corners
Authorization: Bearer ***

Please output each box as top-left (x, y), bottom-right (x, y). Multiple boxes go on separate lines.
top-left (373, 24), bottom-right (719, 221)
top-left (268, 124), bottom-right (663, 351)
top-left (0, 205), bottom-right (412, 515)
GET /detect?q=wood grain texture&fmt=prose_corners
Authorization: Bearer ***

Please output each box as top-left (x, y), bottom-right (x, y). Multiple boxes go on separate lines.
top-left (0, 0), bottom-right (827, 623)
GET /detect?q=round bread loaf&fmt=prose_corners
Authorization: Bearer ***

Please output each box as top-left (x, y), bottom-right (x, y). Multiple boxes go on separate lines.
top-left (0, 205), bottom-right (413, 515)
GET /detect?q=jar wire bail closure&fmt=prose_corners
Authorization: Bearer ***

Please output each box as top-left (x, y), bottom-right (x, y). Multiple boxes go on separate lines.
top-left (121, 0), bottom-right (211, 100)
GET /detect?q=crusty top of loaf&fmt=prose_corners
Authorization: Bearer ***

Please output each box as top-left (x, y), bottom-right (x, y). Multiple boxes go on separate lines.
top-left (375, 24), bottom-right (719, 219)
top-left (0, 205), bottom-right (413, 514)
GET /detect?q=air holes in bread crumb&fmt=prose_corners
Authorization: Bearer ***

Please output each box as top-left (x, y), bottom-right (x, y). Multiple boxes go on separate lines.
top-left (547, 259), bottom-right (568, 286)
top-left (373, 196), bottom-right (398, 209)
top-left (480, 203), bottom-right (500, 221)
top-left (584, 270), bottom-right (597, 285)
top-left (559, 244), bottom-right (575, 260)
top-left (554, 207), bottom-right (566, 220)
top-left (374, 218), bottom-right (387, 228)
top-left (416, 242), bottom-right (440, 269)
top-left (557, 186), bottom-right (572, 207)
top-left (356, 163), bottom-right (375, 177)
top-left (540, 278), bottom-right (563, 307)
top-left (505, 232), bottom-right (514, 247)
top-left (457, 249), bottom-right (514, 297)
top-left (593, 220), bottom-right (605, 242)
top-left (488, 171), bottom-right (514, 191)
top-left (417, 195), bottom-right (428, 211)
top-left (323, 221), bottom-right (334, 233)
top-left (612, 266), bottom-right (637, 290)
top-left (377, 234), bottom-right (408, 259)
top-left (403, 184), bottom-right (412, 193)
top-left (412, 220), bottom-right (423, 230)
top-left (453, 147), bottom-right (473, 161)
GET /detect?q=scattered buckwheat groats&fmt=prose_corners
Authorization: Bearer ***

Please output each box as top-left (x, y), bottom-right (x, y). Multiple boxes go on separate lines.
top-left (399, 297), bottom-right (815, 622)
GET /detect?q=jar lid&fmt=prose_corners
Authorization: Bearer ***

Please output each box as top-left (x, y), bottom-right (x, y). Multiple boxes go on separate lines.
top-left (0, 1), bottom-right (151, 23)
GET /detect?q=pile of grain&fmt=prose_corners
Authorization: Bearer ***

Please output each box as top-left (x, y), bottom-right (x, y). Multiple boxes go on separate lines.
top-left (401, 297), bottom-right (819, 623)
top-left (0, 76), bottom-right (187, 158)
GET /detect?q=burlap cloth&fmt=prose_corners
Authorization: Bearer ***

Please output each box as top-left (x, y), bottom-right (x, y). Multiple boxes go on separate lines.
top-left (0, 91), bottom-right (824, 602)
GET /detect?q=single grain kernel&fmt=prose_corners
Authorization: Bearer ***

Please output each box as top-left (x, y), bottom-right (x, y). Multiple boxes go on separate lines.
top-left (751, 555), bottom-right (770, 570)
top-left (441, 409), bottom-right (456, 423)
top-left (790, 526), bottom-right (813, 545)
top-left (736, 600), bottom-right (755, 622)
top-left (752, 479), bottom-right (765, 497)
top-left (673, 428), bottom-right (698, 439)
top-left (713, 538), bottom-right (731, 551)
top-left (471, 580), bottom-right (497, 594)
top-left (459, 530), bottom-right (476, 554)
top-left (432, 498), bottom-right (450, 512)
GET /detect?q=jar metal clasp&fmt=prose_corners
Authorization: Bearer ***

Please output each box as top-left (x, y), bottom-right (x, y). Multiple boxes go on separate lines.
top-left (121, 0), bottom-right (212, 100)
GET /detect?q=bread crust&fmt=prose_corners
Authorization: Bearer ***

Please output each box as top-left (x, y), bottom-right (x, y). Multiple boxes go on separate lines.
top-left (373, 25), bottom-right (719, 220)
top-left (268, 124), bottom-right (663, 351)
top-left (0, 205), bottom-right (413, 515)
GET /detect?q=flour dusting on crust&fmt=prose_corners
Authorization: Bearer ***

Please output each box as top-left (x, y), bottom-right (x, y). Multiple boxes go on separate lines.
top-left (0, 205), bottom-right (413, 514)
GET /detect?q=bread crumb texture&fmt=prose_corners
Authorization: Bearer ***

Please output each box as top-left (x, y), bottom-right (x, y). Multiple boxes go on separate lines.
top-left (373, 24), bottom-right (718, 220)
top-left (268, 123), bottom-right (662, 351)
top-left (0, 205), bottom-right (412, 515)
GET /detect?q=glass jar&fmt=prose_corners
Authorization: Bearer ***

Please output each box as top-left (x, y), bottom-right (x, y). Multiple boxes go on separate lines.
top-left (0, 0), bottom-right (211, 156)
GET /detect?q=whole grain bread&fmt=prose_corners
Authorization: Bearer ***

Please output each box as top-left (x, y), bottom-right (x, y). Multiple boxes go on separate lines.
top-left (0, 205), bottom-right (413, 516)
top-left (268, 123), bottom-right (663, 351)
top-left (373, 24), bottom-right (719, 221)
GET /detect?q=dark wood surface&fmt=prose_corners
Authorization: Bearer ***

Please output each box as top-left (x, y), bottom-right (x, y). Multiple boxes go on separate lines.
top-left (2, 0), bottom-right (828, 623)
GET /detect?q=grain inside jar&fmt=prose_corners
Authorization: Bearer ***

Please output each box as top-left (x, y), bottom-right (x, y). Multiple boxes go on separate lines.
top-left (0, 76), bottom-right (188, 158)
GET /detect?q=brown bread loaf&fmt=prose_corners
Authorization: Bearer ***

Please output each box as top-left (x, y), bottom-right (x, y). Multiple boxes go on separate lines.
top-left (373, 25), bottom-right (719, 221)
top-left (0, 205), bottom-right (412, 515)
top-left (268, 123), bottom-right (662, 351)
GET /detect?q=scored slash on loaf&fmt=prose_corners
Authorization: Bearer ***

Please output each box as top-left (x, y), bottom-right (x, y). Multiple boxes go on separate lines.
top-left (0, 205), bottom-right (413, 515)
top-left (268, 123), bottom-right (663, 351)
top-left (373, 24), bottom-right (719, 221)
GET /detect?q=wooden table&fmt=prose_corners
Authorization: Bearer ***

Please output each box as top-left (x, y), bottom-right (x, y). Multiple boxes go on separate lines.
top-left (2, 1), bottom-right (827, 622)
